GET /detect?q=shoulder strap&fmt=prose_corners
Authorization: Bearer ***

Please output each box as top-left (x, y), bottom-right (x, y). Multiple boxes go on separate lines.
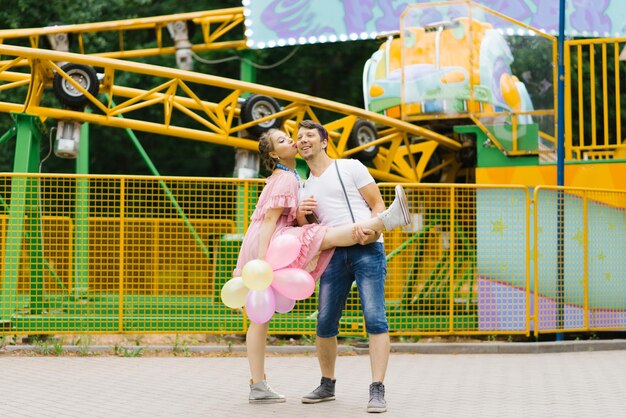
top-left (334, 160), bottom-right (356, 223)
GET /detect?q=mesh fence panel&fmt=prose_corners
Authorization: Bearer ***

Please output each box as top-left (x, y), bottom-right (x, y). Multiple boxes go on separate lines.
top-left (1, 175), bottom-right (624, 336)
top-left (534, 187), bottom-right (626, 333)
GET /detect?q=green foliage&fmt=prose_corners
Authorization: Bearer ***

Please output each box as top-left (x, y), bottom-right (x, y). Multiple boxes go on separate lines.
top-left (74, 335), bottom-right (93, 356)
top-left (2, 0), bottom-right (149, 30)
top-left (34, 337), bottom-right (64, 355)
top-left (0, 334), bottom-right (18, 348)
top-left (171, 334), bottom-right (190, 357)
top-left (250, 40), bottom-right (380, 108)
top-left (508, 35), bottom-right (555, 110)
top-left (114, 344), bottom-right (144, 357)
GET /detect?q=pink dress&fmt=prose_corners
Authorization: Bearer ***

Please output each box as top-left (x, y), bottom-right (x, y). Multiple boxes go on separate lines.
top-left (233, 170), bottom-right (334, 279)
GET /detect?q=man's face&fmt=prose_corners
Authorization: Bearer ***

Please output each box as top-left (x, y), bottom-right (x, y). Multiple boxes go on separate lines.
top-left (296, 127), bottom-right (326, 160)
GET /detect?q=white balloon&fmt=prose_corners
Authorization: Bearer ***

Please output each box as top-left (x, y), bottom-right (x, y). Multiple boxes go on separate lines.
top-left (220, 276), bottom-right (249, 308)
top-left (242, 259), bottom-right (274, 290)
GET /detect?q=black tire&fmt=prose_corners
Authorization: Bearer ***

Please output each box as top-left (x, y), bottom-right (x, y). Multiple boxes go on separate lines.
top-left (240, 94), bottom-right (282, 136)
top-left (53, 63), bottom-right (99, 109)
top-left (348, 119), bottom-right (379, 161)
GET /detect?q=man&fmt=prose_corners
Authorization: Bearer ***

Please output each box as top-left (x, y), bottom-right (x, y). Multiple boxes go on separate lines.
top-left (296, 119), bottom-right (404, 413)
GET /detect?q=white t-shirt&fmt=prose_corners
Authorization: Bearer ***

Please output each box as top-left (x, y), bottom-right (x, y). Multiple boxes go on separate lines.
top-left (301, 159), bottom-right (382, 242)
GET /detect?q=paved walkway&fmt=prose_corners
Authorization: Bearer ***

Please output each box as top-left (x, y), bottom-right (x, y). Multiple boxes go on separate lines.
top-left (1, 342), bottom-right (626, 417)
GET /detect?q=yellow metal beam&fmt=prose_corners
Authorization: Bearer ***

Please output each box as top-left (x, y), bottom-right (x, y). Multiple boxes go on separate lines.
top-left (0, 8), bottom-right (246, 65)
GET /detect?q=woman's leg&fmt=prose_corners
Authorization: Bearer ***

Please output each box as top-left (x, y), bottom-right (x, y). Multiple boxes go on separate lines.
top-left (320, 217), bottom-right (384, 250)
top-left (247, 321), bottom-right (269, 383)
top-left (320, 184), bottom-right (410, 250)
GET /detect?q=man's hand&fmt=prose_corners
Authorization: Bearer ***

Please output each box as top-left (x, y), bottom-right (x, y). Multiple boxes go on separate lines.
top-left (298, 196), bottom-right (318, 224)
top-left (352, 225), bottom-right (380, 245)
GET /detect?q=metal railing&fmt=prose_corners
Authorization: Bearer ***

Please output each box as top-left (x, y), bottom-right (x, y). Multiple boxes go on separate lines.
top-left (564, 37), bottom-right (626, 161)
top-left (1, 174), bottom-right (624, 336)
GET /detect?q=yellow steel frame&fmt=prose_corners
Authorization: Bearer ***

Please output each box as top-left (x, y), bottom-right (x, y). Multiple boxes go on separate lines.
top-left (0, 44), bottom-right (460, 182)
top-left (0, 7), bottom-right (246, 65)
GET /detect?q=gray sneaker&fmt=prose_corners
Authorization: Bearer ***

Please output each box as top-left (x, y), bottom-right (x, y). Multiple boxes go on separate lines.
top-left (378, 185), bottom-right (410, 231)
top-left (367, 381), bottom-right (387, 413)
top-left (249, 380), bottom-right (286, 404)
top-left (301, 377), bottom-right (336, 403)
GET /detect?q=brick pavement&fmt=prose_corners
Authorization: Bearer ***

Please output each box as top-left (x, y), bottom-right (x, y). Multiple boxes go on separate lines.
top-left (1, 344), bottom-right (626, 417)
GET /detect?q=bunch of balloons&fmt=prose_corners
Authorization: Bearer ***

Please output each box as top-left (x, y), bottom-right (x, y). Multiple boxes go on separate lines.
top-left (220, 235), bottom-right (316, 324)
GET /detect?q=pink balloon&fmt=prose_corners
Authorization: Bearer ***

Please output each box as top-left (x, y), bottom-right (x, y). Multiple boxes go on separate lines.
top-left (273, 288), bottom-right (296, 314)
top-left (245, 288), bottom-right (276, 324)
top-left (271, 268), bottom-right (315, 301)
top-left (265, 235), bottom-right (302, 270)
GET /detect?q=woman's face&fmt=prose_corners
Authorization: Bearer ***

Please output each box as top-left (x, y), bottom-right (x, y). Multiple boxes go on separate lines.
top-left (270, 131), bottom-right (297, 160)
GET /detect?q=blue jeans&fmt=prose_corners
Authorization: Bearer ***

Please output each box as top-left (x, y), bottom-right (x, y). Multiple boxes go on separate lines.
top-left (316, 242), bottom-right (388, 337)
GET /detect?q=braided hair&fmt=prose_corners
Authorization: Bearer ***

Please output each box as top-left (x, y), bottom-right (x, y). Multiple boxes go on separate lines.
top-left (258, 128), bottom-right (282, 172)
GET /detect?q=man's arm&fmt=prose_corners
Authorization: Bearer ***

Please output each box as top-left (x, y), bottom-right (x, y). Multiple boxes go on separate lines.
top-left (359, 182), bottom-right (386, 216)
top-left (353, 182), bottom-right (386, 244)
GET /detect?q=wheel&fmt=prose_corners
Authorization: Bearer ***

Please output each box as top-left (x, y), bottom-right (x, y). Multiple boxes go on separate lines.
top-left (240, 94), bottom-right (282, 136)
top-left (348, 119), bottom-right (379, 161)
top-left (53, 63), bottom-right (99, 109)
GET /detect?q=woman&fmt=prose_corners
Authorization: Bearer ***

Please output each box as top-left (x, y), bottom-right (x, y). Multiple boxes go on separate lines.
top-left (237, 128), bottom-right (409, 404)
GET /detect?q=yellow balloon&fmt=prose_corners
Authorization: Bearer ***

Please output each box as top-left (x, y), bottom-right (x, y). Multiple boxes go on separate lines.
top-left (221, 277), bottom-right (249, 309)
top-left (242, 259), bottom-right (274, 290)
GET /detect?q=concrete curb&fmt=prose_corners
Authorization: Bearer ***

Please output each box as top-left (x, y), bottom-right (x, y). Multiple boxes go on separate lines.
top-left (2, 339), bottom-right (625, 355)
top-left (388, 339), bottom-right (626, 354)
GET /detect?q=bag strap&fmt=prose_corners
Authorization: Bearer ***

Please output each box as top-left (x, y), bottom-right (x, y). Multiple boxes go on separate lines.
top-left (335, 160), bottom-right (356, 223)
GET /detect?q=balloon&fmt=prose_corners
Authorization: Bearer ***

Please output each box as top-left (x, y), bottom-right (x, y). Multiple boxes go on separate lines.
top-left (265, 235), bottom-right (302, 270)
top-left (271, 268), bottom-right (316, 301)
top-left (220, 276), bottom-right (249, 309)
top-left (242, 259), bottom-right (274, 290)
top-left (245, 288), bottom-right (276, 324)
top-left (273, 288), bottom-right (296, 314)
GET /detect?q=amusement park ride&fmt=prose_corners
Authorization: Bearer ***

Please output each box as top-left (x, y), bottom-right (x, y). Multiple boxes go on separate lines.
top-left (0, 1), bottom-right (624, 186)
top-left (0, 1), bottom-right (625, 334)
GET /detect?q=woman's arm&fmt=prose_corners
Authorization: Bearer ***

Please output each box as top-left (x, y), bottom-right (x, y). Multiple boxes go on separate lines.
top-left (257, 207), bottom-right (283, 259)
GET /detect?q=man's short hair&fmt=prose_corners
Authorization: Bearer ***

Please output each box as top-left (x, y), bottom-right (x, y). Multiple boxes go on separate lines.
top-left (298, 120), bottom-right (328, 141)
